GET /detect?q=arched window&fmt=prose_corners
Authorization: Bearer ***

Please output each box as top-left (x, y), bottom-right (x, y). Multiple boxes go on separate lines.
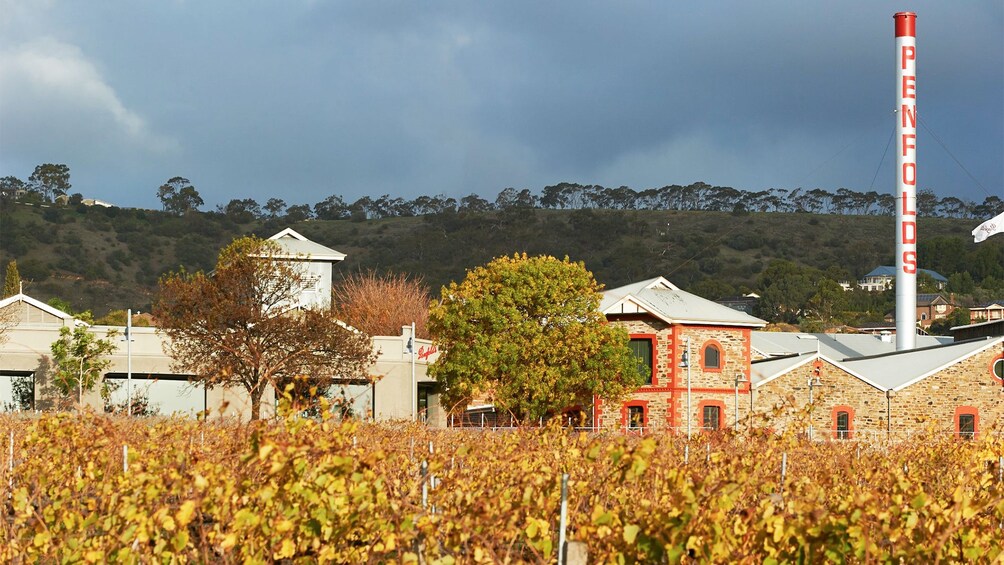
top-left (701, 341), bottom-right (723, 371)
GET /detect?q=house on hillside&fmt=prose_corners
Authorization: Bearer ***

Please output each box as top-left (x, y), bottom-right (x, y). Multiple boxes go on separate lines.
top-left (858, 266), bottom-right (947, 291)
top-left (0, 229), bottom-right (444, 424)
top-left (917, 293), bottom-right (956, 328)
top-left (970, 300), bottom-right (1004, 324)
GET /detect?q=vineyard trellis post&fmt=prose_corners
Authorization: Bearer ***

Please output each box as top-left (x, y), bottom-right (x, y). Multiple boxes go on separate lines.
top-left (557, 473), bottom-right (569, 565)
top-left (780, 452), bottom-right (787, 495)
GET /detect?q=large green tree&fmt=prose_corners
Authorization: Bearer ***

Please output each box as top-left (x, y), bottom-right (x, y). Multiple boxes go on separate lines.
top-left (157, 177), bottom-right (204, 215)
top-left (428, 253), bottom-right (643, 423)
top-left (154, 236), bottom-right (375, 420)
top-left (28, 164), bottom-right (71, 202)
top-left (50, 313), bottom-right (119, 409)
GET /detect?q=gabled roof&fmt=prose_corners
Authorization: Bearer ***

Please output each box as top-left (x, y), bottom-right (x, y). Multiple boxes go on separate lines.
top-left (602, 277), bottom-right (767, 327)
top-left (0, 293), bottom-right (76, 322)
top-left (750, 352), bottom-right (884, 391)
top-left (917, 293), bottom-right (950, 306)
top-left (863, 266), bottom-right (947, 282)
top-left (972, 300), bottom-right (1004, 309)
top-left (267, 228), bottom-right (346, 262)
top-left (838, 337), bottom-right (1004, 391)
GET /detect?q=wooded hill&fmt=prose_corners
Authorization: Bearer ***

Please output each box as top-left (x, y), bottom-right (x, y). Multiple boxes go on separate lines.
top-left (2, 199), bottom-right (1002, 324)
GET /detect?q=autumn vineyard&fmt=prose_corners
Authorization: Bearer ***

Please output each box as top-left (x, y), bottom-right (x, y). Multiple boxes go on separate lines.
top-left (2, 412), bottom-right (1003, 563)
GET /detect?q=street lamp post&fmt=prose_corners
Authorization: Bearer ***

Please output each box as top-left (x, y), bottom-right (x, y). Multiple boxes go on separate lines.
top-left (807, 374), bottom-right (821, 440)
top-left (734, 373), bottom-right (746, 431)
top-left (798, 334), bottom-right (822, 440)
top-left (680, 336), bottom-right (692, 437)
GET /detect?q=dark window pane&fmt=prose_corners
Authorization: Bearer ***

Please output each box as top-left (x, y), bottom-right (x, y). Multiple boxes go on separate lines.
top-left (704, 345), bottom-right (721, 369)
top-left (703, 405), bottom-right (720, 430)
top-left (836, 411), bottom-right (850, 439)
top-left (629, 339), bottom-right (653, 385)
top-left (959, 413), bottom-right (975, 439)
top-left (628, 405), bottom-right (645, 429)
top-left (994, 359), bottom-right (1004, 380)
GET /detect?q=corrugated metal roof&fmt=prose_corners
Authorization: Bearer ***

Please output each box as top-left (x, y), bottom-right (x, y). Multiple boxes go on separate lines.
top-left (839, 337), bottom-right (1004, 391)
top-left (751, 332), bottom-right (952, 360)
top-left (602, 278), bottom-right (767, 327)
top-left (750, 353), bottom-right (814, 385)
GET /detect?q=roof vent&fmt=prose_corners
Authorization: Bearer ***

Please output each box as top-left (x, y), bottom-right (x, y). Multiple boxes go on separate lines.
top-left (879, 331), bottom-right (893, 343)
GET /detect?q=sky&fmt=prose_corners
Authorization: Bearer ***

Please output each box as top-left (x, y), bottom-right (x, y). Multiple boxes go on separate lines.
top-left (0, 2), bottom-right (1001, 211)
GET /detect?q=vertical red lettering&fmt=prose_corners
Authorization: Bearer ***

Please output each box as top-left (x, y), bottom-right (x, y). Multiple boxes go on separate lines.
top-left (900, 105), bottom-right (917, 128)
top-left (901, 76), bottom-right (916, 99)
top-left (901, 134), bottom-right (916, 156)
top-left (901, 220), bottom-right (916, 244)
top-left (902, 251), bottom-right (917, 274)
top-left (901, 46), bottom-right (915, 69)
top-left (901, 192), bottom-right (916, 216)
top-left (902, 163), bottom-right (916, 186)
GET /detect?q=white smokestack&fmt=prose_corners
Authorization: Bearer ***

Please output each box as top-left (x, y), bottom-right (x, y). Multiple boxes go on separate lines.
top-left (895, 12), bottom-right (918, 351)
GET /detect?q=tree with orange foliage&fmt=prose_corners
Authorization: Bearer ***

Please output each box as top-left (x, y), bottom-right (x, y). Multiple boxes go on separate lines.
top-left (154, 236), bottom-right (375, 420)
top-left (333, 271), bottom-right (430, 338)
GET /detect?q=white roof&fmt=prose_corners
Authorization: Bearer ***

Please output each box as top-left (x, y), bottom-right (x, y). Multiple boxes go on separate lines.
top-left (267, 228), bottom-right (346, 262)
top-left (752, 336), bottom-right (1004, 392)
top-left (751, 331), bottom-right (952, 360)
top-left (602, 277), bottom-right (767, 327)
top-left (839, 337), bottom-right (1004, 391)
top-left (0, 293), bottom-right (76, 322)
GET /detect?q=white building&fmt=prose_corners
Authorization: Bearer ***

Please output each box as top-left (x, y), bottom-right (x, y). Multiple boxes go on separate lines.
top-left (0, 229), bottom-right (442, 423)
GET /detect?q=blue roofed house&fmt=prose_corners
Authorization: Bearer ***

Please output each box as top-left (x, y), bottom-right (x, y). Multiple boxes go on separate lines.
top-left (858, 266), bottom-right (948, 292)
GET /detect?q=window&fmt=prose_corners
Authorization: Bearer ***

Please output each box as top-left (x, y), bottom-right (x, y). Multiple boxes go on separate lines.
top-left (628, 405), bottom-right (645, 430)
top-left (702, 343), bottom-right (722, 371)
top-left (702, 405), bottom-right (720, 431)
top-left (956, 406), bottom-right (978, 440)
top-left (629, 337), bottom-right (654, 385)
top-left (959, 413), bottom-right (975, 440)
top-left (836, 411), bottom-right (850, 439)
top-left (993, 358), bottom-right (1004, 382)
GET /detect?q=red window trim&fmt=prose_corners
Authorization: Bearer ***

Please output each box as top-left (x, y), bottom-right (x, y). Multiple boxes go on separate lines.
top-left (698, 400), bottom-right (726, 431)
top-left (955, 406), bottom-right (978, 439)
top-left (990, 355), bottom-right (1004, 384)
top-left (629, 333), bottom-right (658, 386)
top-left (831, 405), bottom-right (855, 440)
top-left (621, 400), bottom-right (650, 431)
top-left (700, 340), bottom-right (725, 373)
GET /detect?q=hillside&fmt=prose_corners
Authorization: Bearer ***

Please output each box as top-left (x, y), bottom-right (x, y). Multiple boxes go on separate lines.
top-left (1, 200), bottom-right (1000, 317)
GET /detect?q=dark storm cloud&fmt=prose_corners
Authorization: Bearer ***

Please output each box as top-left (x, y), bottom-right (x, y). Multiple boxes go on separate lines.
top-left (0, 1), bottom-right (999, 209)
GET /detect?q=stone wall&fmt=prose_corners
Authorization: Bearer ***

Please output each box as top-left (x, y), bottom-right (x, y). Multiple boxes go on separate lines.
top-left (891, 346), bottom-right (1004, 438)
top-left (601, 316), bottom-right (751, 433)
top-left (753, 357), bottom-right (888, 440)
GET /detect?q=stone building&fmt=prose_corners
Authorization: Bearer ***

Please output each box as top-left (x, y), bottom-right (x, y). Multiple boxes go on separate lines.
top-left (596, 277), bottom-right (767, 433)
top-left (750, 337), bottom-right (1004, 440)
top-left (600, 277), bottom-right (1004, 440)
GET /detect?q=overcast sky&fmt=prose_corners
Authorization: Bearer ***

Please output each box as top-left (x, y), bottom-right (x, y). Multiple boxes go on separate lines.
top-left (1, 2), bottom-right (1001, 211)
